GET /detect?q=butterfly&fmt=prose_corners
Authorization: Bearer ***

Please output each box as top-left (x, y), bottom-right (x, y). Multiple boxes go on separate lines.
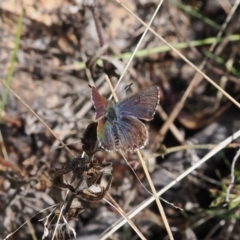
top-left (91, 85), bottom-right (160, 152)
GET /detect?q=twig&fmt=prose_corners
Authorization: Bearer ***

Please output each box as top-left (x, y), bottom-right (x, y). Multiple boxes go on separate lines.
top-left (158, 142), bottom-right (240, 156)
top-left (90, 2), bottom-right (110, 72)
top-left (111, 0), bottom-right (164, 99)
top-left (105, 193), bottom-right (147, 240)
top-left (225, 148), bottom-right (240, 202)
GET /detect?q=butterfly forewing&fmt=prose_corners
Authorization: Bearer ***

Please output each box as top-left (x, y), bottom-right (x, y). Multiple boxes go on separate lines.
top-left (91, 87), bottom-right (107, 120)
top-left (115, 86), bottom-right (160, 121)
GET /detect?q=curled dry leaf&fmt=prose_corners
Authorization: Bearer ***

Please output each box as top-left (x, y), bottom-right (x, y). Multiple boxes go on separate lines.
top-left (53, 156), bottom-right (113, 196)
top-left (81, 122), bottom-right (99, 157)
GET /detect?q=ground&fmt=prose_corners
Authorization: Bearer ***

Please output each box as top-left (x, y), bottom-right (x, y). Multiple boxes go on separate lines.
top-left (1, 0), bottom-right (240, 239)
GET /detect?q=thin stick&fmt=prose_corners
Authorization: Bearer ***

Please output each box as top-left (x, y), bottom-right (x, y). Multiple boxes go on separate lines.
top-left (105, 75), bottom-right (174, 239)
top-left (90, 3), bottom-right (109, 71)
top-left (105, 193), bottom-right (147, 240)
top-left (225, 148), bottom-right (240, 202)
top-left (159, 142), bottom-right (240, 156)
top-left (110, 0), bottom-right (164, 99)
top-left (0, 79), bottom-right (75, 158)
top-left (26, 219), bottom-right (37, 240)
top-left (157, 106), bottom-right (185, 144)
top-left (135, 150), bottom-right (173, 238)
top-left (51, 191), bottom-right (70, 240)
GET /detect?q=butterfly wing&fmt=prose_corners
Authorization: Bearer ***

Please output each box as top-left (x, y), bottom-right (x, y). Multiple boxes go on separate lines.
top-left (97, 116), bottom-right (147, 152)
top-left (115, 86), bottom-right (160, 121)
top-left (116, 116), bottom-right (148, 152)
top-left (97, 117), bottom-right (118, 151)
top-left (91, 87), bottom-right (107, 120)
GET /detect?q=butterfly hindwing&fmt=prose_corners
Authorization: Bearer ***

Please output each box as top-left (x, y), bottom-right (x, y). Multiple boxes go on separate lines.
top-left (97, 117), bottom-right (117, 151)
top-left (116, 116), bottom-right (148, 151)
top-left (115, 86), bottom-right (160, 121)
top-left (97, 116), bottom-right (147, 152)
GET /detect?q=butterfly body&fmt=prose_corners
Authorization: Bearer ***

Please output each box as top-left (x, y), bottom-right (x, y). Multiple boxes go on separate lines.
top-left (106, 105), bottom-right (118, 123)
top-left (91, 86), bottom-right (160, 152)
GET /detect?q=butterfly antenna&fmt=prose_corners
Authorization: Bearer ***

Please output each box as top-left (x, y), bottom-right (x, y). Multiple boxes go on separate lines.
top-left (124, 83), bottom-right (133, 91)
top-left (117, 83), bottom-right (133, 96)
